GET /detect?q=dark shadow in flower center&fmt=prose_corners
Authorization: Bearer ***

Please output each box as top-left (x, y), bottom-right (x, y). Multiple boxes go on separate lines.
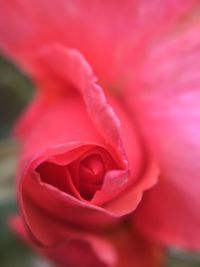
top-left (36, 151), bottom-right (115, 201)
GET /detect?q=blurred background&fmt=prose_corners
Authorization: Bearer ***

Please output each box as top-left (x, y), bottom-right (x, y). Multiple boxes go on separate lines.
top-left (0, 55), bottom-right (199, 267)
top-left (0, 55), bottom-right (52, 267)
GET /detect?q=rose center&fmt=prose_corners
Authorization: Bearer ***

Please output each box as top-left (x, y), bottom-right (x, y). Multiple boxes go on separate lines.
top-left (36, 148), bottom-right (115, 202)
top-left (78, 154), bottom-right (105, 200)
top-left (79, 154), bottom-right (105, 184)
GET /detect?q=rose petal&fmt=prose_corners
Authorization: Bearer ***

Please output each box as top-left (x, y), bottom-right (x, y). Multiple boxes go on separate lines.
top-left (125, 16), bottom-right (200, 249)
top-left (10, 216), bottom-right (117, 267)
top-left (0, 0), bottom-right (197, 86)
top-left (14, 45), bottom-right (156, 246)
top-left (9, 215), bottom-right (164, 267)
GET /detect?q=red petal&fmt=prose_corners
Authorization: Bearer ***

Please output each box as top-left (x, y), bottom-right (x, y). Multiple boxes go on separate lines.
top-left (10, 215), bottom-right (164, 267)
top-left (0, 1), bottom-right (197, 85)
top-left (125, 16), bottom-right (200, 249)
top-left (15, 46), bottom-right (155, 246)
top-left (10, 216), bottom-right (117, 267)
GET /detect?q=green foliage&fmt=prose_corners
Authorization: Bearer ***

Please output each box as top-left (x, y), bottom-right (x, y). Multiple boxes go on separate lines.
top-left (167, 248), bottom-right (200, 267)
top-left (0, 56), bottom-right (33, 138)
top-left (0, 201), bottom-right (33, 267)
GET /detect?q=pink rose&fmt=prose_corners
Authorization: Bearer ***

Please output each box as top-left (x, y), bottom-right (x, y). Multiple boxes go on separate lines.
top-left (0, 0), bottom-right (199, 264)
top-left (5, 45), bottom-right (156, 247)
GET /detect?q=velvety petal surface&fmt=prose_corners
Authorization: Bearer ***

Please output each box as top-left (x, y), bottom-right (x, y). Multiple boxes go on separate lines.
top-left (0, 0), bottom-right (198, 87)
top-left (10, 216), bottom-right (164, 267)
top-left (124, 14), bottom-right (200, 250)
top-left (10, 216), bottom-right (116, 267)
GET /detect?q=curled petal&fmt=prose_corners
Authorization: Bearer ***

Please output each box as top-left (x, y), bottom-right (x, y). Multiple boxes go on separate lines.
top-left (15, 45), bottom-right (156, 246)
top-left (10, 216), bottom-right (117, 267)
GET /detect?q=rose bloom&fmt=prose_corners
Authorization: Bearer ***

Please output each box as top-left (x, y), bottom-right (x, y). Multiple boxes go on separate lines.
top-left (0, 1), bottom-right (200, 267)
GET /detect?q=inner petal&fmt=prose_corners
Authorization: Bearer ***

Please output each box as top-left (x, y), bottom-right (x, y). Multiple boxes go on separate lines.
top-left (36, 147), bottom-right (117, 202)
top-left (36, 162), bottom-right (80, 198)
top-left (79, 154), bottom-right (105, 185)
top-left (76, 154), bottom-right (105, 200)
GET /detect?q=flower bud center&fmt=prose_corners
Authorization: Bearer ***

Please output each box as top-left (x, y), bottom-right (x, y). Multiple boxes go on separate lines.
top-left (79, 154), bottom-right (105, 200)
top-left (80, 154), bottom-right (105, 184)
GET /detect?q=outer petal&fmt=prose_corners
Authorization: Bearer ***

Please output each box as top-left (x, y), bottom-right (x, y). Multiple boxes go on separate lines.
top-left (125, 15), bottom-right (200, 249)
top-left (10, 216), bottom-right (116, 267)
top-left (10, 216), bottom-right (164, 267)
top-left (16, 45), bottom-right (157, 246)
top-left (0, 0), bottom-right (198, 86)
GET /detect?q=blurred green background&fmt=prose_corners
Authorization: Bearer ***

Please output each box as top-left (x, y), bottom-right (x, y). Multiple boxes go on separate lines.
top-left (0, 56), bottom-right (48, 267)
top-left (0, 55), bottom-right (199, 267)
